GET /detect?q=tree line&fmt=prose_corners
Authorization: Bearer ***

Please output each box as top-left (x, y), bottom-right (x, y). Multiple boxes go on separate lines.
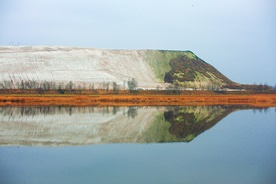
top-left (0, 78), bottom-right (274, 95)
top-left (0, 78), bottom-right (139, 94)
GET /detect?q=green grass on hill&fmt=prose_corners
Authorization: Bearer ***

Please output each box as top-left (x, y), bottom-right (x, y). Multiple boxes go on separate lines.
top-left (144, 50), bottom-right (197, 82)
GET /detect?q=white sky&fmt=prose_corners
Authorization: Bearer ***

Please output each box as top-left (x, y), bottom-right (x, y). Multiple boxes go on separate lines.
top-left (0, 0), bottom-right (275, 85)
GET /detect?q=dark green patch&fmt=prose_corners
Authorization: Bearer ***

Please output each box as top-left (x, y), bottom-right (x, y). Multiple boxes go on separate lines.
top-left (164, 55), bottom-right (234, 86)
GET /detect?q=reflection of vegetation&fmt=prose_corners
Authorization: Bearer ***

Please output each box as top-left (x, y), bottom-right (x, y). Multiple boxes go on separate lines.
top-left (127, 106), bottom-right (138, 119)
top-left (140, 111), bottom-right (193, 143)
top-left (141, 106), bottom-right (228, 142)
top-left (141, 106), bottom-right (270, 143)
top-left (163, 106), bottom-right (230, 141)
top-left (0, 106), bottom-right (138, 118)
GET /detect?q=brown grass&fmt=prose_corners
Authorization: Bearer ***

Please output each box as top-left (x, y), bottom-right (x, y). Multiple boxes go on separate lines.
top-left (0, 94), bottom-right (275, 107)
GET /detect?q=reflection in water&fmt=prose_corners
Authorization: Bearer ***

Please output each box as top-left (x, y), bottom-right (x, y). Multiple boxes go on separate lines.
top-left (0, 105), bottom-right (271, 146)
top-left (0, 106), bottom-right (122, 117)
top-left (0, 106), bottom-right (139, 119)
top-left (163, 106), bottom-right (235, 142)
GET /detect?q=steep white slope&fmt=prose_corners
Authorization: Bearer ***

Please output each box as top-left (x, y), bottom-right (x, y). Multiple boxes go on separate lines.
top-left (0, 46), bottom-right (163, 88)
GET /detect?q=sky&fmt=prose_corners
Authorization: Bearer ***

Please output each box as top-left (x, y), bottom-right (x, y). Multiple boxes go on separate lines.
top-left (0, 0), bottom-right (275, 85)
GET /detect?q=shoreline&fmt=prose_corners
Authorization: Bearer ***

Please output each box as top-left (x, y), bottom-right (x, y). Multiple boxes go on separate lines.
top-left (0, 94), bottom-right (275, 107)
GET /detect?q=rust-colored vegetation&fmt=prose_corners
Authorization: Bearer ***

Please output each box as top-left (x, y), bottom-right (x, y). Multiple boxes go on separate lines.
top-left (0, 91), bottom-right (275, 107)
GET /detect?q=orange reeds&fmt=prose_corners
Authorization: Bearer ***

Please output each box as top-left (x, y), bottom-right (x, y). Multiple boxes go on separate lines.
top-left (0, 94), bottom-right (275, 107)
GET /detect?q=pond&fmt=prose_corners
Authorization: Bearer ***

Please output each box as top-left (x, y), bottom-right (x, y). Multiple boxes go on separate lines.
top-left (0, 106), bottom-right (275, 184)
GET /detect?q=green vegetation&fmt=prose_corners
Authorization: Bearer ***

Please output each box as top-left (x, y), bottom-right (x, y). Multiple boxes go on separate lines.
top-left (144, 50), bottom-right (237, 90)
top-left (184, 51), bottom-right (197, 59)
top-left (144, 50), bottom-right (197, 82)
top-left (127, 78), bottom-right (138, 93)
top-left (164, 55), bottom-right (234, 84)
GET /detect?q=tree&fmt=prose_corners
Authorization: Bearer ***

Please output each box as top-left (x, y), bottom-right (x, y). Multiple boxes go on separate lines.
top-left (66, 81), bottom-right (74, 91)
top-left (104, 82), bottom-right (110, 91)
top-left (20, 80), bottom-right (25, 90)
top-left (112, 82), bottom-right (119, 94)
top-left (127, 78), bottom-right (138, 93)
top-left (57, 85), bottom-right (65, 94)
top-left (127, 106), bottom-right (138, 118)
top-left (3, 80), bottom-right (12, 89)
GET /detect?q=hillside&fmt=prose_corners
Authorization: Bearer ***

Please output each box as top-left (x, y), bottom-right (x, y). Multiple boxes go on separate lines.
top-left (145, 50), bottom-right (237, 89)
top-left (0, 46), bottom-right (236, 90)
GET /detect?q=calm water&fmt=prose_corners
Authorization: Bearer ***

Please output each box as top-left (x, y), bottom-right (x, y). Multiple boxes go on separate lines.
top-left (0, 106), bottom-right (275, 184)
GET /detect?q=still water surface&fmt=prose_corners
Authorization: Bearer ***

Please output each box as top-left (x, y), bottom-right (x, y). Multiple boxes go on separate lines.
top-left (0, 106), bottom-right (275, 184)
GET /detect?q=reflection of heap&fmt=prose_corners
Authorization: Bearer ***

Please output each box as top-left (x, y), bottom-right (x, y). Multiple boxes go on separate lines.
top-left (0, 106), bottom-right (269, 146)
top-left (162, 106), bottom-right (274, 142)
top-left (163, 106), bottom-right (235, 142)
top-left (137, 106), bottom-right (256, 143)
top-left (162, 106), bottom-right (270, 142)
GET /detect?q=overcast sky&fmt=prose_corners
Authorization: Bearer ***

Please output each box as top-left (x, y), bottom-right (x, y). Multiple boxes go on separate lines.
top-left (0, 0), bottom-right (275, 85)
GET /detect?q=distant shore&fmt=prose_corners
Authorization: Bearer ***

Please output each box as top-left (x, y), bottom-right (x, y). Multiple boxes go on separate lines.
top-left (0, 93), bottom-right (275, 107)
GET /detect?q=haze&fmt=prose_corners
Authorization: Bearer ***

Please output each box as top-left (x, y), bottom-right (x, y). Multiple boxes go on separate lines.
top-left (0, 0), bottom-right (275, 85)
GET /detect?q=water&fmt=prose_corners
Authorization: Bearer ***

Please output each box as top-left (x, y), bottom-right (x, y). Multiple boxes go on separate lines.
top-left (0, 106), bottom-right (275, 184)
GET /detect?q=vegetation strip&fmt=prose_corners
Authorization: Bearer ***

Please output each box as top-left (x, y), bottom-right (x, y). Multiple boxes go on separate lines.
top-left (0, 94), bottom-right (275, 107)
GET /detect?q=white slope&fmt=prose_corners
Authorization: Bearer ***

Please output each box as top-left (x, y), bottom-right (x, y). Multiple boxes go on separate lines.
top-left (0, 46), bottom-right (163, 89)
